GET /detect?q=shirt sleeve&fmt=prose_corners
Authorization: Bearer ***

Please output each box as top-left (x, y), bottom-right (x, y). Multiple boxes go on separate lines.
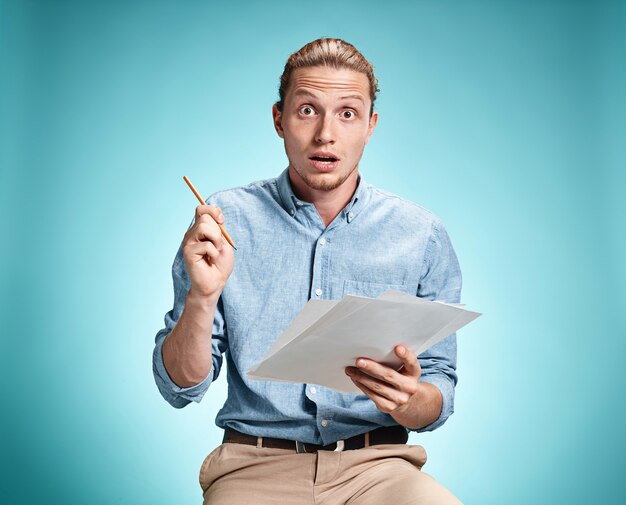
top-left (413, 218), bottom-right (462, 432)
top-left (152, 241), bottom-right (229, 409)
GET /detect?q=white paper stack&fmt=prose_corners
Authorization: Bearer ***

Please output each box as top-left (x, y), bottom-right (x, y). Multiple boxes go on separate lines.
top-left (247, 290), bottom-right (481, 394)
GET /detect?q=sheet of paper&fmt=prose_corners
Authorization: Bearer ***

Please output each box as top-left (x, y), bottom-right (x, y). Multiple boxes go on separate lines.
top-left (262, 300), bottom-right (339, 360)
top-left (247, 290), bottom-right (481, 394)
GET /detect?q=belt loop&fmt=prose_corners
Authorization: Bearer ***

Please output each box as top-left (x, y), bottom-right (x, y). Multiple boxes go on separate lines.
top-left (364, 432), bottom-right (370, 448)
top-left (256, 436), bottom-right (263, 449)
top-left (295, 441), bottom-right (307, 453)
top-left (334, 440), bottom-right (345, 452)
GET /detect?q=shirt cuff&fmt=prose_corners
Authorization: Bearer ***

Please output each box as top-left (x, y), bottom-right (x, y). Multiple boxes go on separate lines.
top-left (152, 336), bottom-right (213, 408)
top-left (413, 373), bottom-right (455, 432)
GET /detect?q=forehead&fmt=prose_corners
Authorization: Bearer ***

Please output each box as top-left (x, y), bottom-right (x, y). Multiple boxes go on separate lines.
top-left (287, 66), bottom-right (370, 102)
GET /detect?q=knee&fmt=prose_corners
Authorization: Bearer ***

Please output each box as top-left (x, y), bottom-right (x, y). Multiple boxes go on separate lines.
top-left (402, 471), bottom-right (462, 505)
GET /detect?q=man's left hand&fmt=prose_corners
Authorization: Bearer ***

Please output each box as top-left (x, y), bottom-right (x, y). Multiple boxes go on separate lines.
top-left (345, 345), bottom-right (442, 430)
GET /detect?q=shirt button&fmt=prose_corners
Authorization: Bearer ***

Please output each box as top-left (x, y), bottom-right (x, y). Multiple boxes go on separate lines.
top-left (289, 209), bottom-right (295, 216)
top-left (321, 420), bottom-right (328, 428)
top-left (347, 211), bottom-right (354, 221)
top-left (310, 387), bottom-right (316, 394)
top-left (315, 288), bottom-right (322, 297)
top-left (319, 237), bottom-right (326, 246)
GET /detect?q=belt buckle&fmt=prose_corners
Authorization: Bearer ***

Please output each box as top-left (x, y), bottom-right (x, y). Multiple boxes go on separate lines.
top-left (295, 441), bottom-right (307, 454)
top-left (295, 440), bottom-right (344, 453)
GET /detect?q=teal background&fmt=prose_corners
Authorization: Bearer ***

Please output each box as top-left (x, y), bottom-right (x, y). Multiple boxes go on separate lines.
top-left (1, 0), bottom-right (624, 503)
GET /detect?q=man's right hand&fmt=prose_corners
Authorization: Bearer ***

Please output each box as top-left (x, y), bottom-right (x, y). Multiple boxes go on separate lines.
top-left (182, 204), bottom-right (235, 301)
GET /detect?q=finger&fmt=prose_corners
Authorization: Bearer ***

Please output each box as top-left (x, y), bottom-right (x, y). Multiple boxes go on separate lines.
top-left (354, 358), bottom-right (417, 394)
top-left (184, 213), bottom-right (217, 241)
top-left (191, 221), bottom-right (224, 247)
top-left (195, 204), bottom-right (224, 224)
top-left (395, 345), bottom-right (422, 377)
top-left (346, 367), bottom-right (410, 404)
top-left (349, 377), bottom-right (398, 414)
top-left (184, 241), bottom-right (220, 263)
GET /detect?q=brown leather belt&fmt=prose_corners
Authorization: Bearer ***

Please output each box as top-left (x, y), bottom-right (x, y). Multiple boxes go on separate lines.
top-left (223, 425), bottom-right (408, 454)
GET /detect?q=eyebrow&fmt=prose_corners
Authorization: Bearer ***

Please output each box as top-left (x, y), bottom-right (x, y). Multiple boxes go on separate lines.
top-left (339, 95), bottom-right (365, 103)
top-left (292, 90), bottom-right (365, 104)
top-left (293, 90), bottom-right (317, 99)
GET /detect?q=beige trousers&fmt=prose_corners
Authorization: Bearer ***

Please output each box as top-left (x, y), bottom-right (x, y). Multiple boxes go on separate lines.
top-left (199, 441), bottom-right (462, 504)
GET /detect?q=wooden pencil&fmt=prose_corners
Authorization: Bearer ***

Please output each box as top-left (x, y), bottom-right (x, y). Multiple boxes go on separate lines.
top-left (183, 175), bottom-right (237, 250)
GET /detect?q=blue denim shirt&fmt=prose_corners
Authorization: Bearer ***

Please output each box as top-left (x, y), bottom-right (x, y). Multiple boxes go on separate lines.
top-left (153, 168), bottom-right (462, 445)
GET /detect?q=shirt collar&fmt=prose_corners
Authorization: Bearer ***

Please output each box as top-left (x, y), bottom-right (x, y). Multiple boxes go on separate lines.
top-left (276, 167), bottom-right (370, 223)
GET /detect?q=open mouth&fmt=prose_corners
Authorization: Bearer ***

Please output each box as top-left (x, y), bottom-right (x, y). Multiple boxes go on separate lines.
top-left (309, 152), bottom-right (340, 171)
top-left (309, 155), bottom-right (339, 163)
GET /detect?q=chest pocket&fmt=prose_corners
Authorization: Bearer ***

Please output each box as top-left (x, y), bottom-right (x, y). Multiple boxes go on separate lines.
top-left (342, 279), bottom-right (409, 298)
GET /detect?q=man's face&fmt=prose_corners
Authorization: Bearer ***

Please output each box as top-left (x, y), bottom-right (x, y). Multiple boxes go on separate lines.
top-left (272, 66), bottom-right (378, 195)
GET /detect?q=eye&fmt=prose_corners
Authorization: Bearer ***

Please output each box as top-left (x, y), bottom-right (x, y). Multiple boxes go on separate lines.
top-left (298, 105), bottom-right (315, 116)
top-left (341, 109), bottom-right (356, 120)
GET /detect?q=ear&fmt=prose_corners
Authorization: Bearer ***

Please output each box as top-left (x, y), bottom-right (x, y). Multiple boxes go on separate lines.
top-left (272, 104), bottom-right (284, 139)
top-left (365, 111), bottom-right (378, 144)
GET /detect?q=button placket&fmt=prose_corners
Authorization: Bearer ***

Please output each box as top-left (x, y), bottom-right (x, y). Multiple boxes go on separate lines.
top-left (310, 231), bottom-right (330, 300)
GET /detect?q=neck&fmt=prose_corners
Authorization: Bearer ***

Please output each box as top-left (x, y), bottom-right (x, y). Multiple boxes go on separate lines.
top-left (288, 167), bottom-right (359, 227)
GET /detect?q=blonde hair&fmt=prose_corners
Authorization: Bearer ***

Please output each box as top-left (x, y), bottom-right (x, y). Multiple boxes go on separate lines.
top-left (276, 38), bottom-right (379, 116)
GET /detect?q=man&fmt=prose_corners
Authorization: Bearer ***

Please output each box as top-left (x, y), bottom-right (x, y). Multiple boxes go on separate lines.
top-left (153, 38), bottom-right (463, 504)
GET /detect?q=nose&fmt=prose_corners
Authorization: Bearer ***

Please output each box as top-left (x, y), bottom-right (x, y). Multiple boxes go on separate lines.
top-left (315, 114), bottom-right (335, 144)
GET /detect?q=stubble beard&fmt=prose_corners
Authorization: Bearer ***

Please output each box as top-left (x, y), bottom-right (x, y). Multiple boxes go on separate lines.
top-left (290, 161), bottom-right (359, 192)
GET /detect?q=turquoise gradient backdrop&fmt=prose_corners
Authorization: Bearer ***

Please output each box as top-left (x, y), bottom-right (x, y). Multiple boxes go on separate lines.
top-left (1, 0), bottom-right (624, 503)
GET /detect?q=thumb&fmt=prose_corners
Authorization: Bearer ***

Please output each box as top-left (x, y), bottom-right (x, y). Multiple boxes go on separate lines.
top-left (396, 345), bottom-right (421, 377)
